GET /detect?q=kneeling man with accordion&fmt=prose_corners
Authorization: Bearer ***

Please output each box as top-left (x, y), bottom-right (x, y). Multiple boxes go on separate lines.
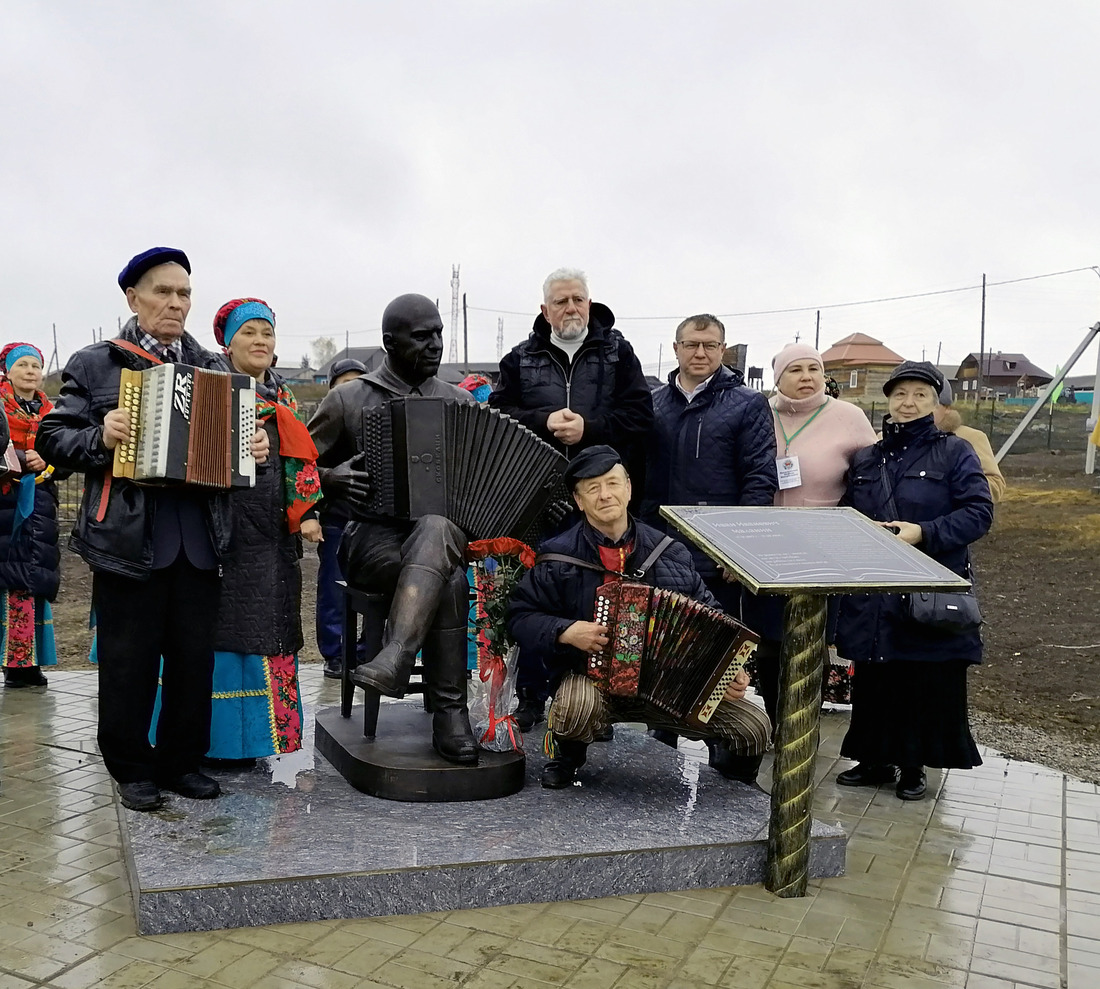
top-left (508, 445), bottom-right (772, 789)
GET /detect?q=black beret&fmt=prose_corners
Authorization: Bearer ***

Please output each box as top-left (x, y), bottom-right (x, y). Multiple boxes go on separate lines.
top-left (118, 247), bottom-right (191, 291)
top-left (328, 358), bottom-right (367, 388)
top-left (563, 444), bottom-right (623, 489)
top-left (883, 360), bottom-right (944, 397)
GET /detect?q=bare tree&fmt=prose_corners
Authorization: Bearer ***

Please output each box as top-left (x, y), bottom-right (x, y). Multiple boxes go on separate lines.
top-left (311, 337), bottom-right (337, 367)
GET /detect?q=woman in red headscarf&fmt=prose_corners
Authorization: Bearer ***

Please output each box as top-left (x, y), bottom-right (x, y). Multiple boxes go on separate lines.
top-left (0, 343), bottom-right (69, 687)
top-left (203, 299), bottom-right (322, 761)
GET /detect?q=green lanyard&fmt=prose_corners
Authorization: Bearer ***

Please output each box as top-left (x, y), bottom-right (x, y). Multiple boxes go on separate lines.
top-left (775, 401), bottom-right (827, 455)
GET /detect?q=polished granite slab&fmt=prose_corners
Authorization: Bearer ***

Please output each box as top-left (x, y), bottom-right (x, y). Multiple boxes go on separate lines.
top-left (121, 699), bottom-right (846, 933)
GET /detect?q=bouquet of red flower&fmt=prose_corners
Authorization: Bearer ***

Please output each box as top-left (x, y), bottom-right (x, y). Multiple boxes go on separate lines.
top-left (466, 537), bottom-right (536, 752)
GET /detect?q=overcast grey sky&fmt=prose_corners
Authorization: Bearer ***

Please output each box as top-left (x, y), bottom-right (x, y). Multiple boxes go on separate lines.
top-left (3, 1), bottom-right (1099, 383)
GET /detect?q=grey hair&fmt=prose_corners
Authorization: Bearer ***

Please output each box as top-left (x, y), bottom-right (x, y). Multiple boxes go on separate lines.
top-left (675, 314), bottom-right (726, 341)
top-left (542, 268), bottom-right (589, 303)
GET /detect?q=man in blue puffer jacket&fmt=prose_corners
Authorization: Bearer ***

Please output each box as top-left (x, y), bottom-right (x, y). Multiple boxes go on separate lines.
top-left (641, 315), bottom-right (778, 753)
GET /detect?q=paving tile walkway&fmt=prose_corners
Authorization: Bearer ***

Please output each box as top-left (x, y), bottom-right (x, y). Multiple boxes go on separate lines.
top-left (0, 669), bottom-right (1095, 989)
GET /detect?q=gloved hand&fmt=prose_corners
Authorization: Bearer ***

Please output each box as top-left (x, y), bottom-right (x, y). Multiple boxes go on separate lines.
top-left (319, 453), bottom-right (374, 515)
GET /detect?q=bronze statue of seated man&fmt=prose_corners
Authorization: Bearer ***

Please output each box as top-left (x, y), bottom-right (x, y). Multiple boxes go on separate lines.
top-left (308, 294), bottom-right (477, 765)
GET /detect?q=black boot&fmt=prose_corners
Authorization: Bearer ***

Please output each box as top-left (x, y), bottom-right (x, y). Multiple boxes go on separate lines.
top-left (423, 625), bottom-right (478, 765)
top-left (4, 666), bottom-right (47, 688)
top-left (836, 763), bottom-right (898, 787)
top-left (514, 689), bottom-right (545, 732)
top-left (896, 766), bottom-right (927, 801)
top-left (648, 728), bottom-right (678, 748)
top-left (706, 740), bottom-right (764, 786)
top-left (351, 566), bottom-right (445, 697)
top-left (541, 737), bottom-right (588, 789)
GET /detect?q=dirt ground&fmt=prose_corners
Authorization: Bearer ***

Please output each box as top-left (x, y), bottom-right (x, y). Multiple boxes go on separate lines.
top-left (47, 444), bottom-right (1100, 760)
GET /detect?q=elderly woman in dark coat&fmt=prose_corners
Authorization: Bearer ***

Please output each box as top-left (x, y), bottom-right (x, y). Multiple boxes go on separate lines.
top-left (0, 342), bottom-right (68, 688)
top-left (207, 299), bottom-right (322, 759)
top-left (835, 361), bottom-right (993, 801)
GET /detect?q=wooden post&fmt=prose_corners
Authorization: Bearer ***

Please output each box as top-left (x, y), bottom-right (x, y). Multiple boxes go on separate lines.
top-left (766, 592), bottom-right (828, 897)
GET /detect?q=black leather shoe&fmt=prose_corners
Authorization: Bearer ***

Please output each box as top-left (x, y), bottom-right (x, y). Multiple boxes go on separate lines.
top-left (648, 728), bottom-right (678, 748)
top-left (159, 772), bottom-right (221, 800)
top-left (541, 738), bottom-right (588, 789)
top-left (706, 741), bottom-right (764, 786)
top-left (836, 763), bottom-right (898, 787)
top-left (541, 760), bottom-right (579, 789)
top-left (118, 781), bottom-right (164, 812)
top-left (514, 691), bottom-right (545, 732)
top-left (322, 656), bottom-right (342, 679)
top-left (4, 667), bottom-right (48, 688)
top-left (896, 767), bottom-right (927, 801)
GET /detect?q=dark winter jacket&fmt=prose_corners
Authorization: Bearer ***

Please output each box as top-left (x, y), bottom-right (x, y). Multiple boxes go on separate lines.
top-left (642, 365), bottom-right (778, 576)
top-left (36, 318), bottom-right (234, 580)
top-left (508, 517), bottom-right (715, 691)
top-left (214, 370), bottom-right (304, 657)
top-left (0, 406), bottom-right (63, 600)
top-left (488, 303), bottom-right (654, 477)
top-left (835, 414), bottom-right (994, 665)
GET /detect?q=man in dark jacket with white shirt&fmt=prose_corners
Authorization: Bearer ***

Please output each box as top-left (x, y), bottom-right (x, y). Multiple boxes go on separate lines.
top-left (642, 313), bottom-right (778, 752)
top-left (643, 313), bottom-right (778, 585)
top-left (490, 268), bottom-right (655, 729)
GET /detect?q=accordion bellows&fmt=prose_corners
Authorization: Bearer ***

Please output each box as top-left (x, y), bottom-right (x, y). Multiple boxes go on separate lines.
top-left (360, 397), bottom-right (567, 540)
top-left (590, 581), bottom-right (759, 726)
top-left (113, 364), bottom-right (257, 488)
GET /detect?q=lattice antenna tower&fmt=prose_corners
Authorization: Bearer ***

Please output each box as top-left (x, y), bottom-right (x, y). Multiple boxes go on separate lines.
top-left (448, 264), bottom-right (461, 363)
top-left (497, 317), bottom-right (504, 359)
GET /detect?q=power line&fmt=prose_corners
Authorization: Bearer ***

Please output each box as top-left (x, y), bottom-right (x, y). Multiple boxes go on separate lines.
top-left (467, 265), bottom-right (1097, 322)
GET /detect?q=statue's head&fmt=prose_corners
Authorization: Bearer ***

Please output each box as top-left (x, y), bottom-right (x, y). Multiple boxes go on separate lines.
top-left (382, 294), bottom-right (444, 385)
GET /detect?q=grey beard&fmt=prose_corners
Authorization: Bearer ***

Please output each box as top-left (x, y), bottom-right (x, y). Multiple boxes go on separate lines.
top-left (555, 321), bottom-right (588, 341)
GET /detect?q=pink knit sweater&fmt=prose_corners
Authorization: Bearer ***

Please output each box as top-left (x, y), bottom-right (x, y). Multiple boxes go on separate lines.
top-left (769, 391), bottom-right (878, 507)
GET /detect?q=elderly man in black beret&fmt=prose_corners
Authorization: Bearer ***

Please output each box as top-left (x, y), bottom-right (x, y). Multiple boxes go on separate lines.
top-left (507, 445), bottom-right (772, 789)
top-left (308, 294), bottom-right (479, 764)
top-left (37, 247), bottom-right (270, 812)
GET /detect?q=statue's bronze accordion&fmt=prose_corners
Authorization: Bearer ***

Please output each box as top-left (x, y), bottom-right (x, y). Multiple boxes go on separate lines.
top-left (589, 580), bottom-right (759, 727)
top-left (113, 364), bottom-right (257, 488)
top-left (360, 397), bottom-right (567, 540)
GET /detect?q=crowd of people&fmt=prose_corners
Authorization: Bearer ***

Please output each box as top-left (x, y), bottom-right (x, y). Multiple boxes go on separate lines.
top-left (9, 253), bottom-right (998, 810)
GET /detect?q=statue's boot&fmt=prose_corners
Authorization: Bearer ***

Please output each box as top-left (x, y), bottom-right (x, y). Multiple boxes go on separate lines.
top-left (351, 565), bottom-right (444, 697)
top-left (423, 624), bottom-right (479, 765)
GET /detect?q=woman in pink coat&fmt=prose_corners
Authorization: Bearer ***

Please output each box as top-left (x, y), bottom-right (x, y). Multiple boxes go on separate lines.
top-left (749, 343), bottom-right (878, 727)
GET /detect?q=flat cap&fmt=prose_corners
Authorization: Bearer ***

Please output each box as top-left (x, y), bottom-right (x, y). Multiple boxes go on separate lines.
top-left (118, 247), bottom-right (191, 291)
top-left (883, 360), bottom-right (944, 397)
top-left (328, 358), bottom-right (367, 388)
top-left (563, 444), bottom-right (622, 489)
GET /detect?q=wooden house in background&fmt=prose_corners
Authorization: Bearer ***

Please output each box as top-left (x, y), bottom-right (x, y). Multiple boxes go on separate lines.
top-left (955, 353), bottom-right (1052, 399)
top-left (820, 333), bottom-right (905, 398)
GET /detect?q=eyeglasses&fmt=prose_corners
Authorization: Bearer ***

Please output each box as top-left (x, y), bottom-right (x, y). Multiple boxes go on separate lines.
top-left (676, 340), bottom-right (723, 353)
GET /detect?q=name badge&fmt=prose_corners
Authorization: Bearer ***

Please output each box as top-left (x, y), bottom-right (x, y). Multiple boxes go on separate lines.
top-left (776, 455), bottom-right (802, 490)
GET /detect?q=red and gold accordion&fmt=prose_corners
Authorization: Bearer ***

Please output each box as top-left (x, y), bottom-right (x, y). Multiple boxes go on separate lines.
top-left (588, 580), bottom-right (759, 727)
top-left (113, 364), bottom-right (257, 488)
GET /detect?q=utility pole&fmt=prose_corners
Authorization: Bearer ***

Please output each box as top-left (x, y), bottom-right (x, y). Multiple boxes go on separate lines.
top-left (448, 265), bottom-right (460, 363)
top-left (345, 328), bottom-right (349, 359)
top-left (978, 273), bottom-right (987, 396)
top-left (657, 343), bottom-right (663, 379)
top-left (936, 341), bottom-right (942, 364)
top-left (496, 317), bottom-right (504, 360)
top-left (814, 311), bottom-right (820, 350)
top-left (46, 323), bottom-right (59, 375)
top-left (462, 292), bottom-right (469, 371)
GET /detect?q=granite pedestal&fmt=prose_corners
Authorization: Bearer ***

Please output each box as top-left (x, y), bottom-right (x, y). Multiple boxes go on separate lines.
top-left (120, 699), bottom-right (846, 934)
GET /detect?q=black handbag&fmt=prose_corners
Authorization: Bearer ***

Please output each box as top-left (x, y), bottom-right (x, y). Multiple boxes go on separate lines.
top-left (905, 590), bottom-right (983, 632)
top-left (879, 462), bottom-right (982, 633)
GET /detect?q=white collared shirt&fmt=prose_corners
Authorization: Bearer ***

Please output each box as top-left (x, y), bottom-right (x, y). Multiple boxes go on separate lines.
top-left (675, 372), bottom-right (715, 402)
